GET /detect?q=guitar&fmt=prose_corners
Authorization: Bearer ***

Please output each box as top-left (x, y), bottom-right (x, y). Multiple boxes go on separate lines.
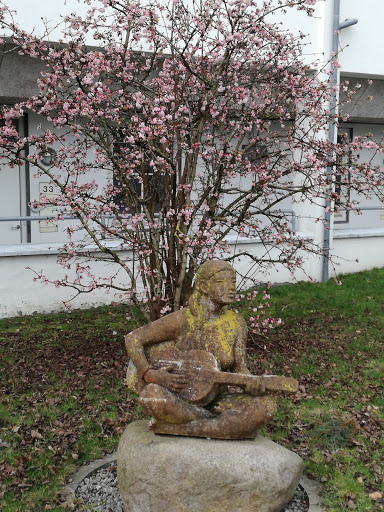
top-left (151, 349), bottom-right (298, 406)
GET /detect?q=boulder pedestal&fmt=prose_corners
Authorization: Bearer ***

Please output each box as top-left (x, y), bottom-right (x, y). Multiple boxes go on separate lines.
top-left (117, 421), bottom-right (303, 512)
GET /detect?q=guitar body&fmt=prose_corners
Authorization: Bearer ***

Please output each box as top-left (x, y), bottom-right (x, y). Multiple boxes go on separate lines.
top-left (153, 350), bottom-right (221, 405)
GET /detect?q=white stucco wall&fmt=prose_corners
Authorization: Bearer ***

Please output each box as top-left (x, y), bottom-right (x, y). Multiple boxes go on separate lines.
top-left (331, 232), bottom-right (384, 276)
top-left (0, 0), bottom-right (334, 75)
top-left (1, 229), bottom-right (383, 318)
top-left (339, 0), bottom-right (384, 78)
top-left (0, 235), bottom-right (322, 318)
top-left (0, 245), bottom-right (132, 317)
top-left (6, 0), bottom-right (89, 40)
top-left (7, 0), bottom-right (384, 78)
top-left (3, 0), bottom-right (318, 50)
top-left (1, 0), bottom-right (384, 318)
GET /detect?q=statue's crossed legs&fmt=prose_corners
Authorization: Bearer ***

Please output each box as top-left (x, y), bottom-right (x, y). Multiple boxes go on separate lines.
top-left (139, 383), bottom-right (277, 440)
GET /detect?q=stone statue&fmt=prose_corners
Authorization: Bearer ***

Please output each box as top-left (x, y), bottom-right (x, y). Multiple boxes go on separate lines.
top-left (125, 260), bottom-right (297, 439)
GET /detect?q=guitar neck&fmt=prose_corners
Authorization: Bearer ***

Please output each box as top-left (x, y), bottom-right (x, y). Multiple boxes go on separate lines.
top-left (207, 370), bottom-right (298, 395)
top-left (153, 352), bottom-right (298, 396)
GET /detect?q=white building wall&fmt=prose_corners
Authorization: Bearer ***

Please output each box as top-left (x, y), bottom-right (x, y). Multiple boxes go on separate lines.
top-left (331, 234), bottom-right (384, 276)
top-left (7, 0), bottom-right (325, 58)
top-left (6, 0), bottom-right (90, 41)
top-left (1, 0), bottom-right (384, 318)
top-left (26, 113), bottom-right (111, 245)
top-left (6, 0), bottom-right (384, 78)
top-left (276, 0), bottom-right (384, 78)
top-left (0, 237), bottom-right (321, 318)
top-left (339, 0), bottom-right (384, 77)
top-left (0, 168), bottom-right (22, 244)
top-left (0, 245), bottom-right (133, 317)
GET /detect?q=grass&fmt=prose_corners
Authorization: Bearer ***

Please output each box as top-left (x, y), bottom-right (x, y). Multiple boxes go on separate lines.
top-left (1, 269), bottom-right (384, 511)
top-left (250, 268), bottom-right (384, 511)
top-left (0, 305), bottom-right (145, 511)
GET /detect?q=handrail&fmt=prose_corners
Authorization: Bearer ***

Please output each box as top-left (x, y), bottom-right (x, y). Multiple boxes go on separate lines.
top-left (336, 206), bottom-right (384, 212)
top-left (0, 216), bottom-right (78, 222)
top-left (0, 209), bottom-right (298, 226)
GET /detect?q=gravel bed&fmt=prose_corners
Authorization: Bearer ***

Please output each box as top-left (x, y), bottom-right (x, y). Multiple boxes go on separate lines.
top-left (75, 462), bottom-right (123, 512)
top-left (75, 461), bottom-right (309, 512)
top-left (283, 484), bottom-right (310, 512)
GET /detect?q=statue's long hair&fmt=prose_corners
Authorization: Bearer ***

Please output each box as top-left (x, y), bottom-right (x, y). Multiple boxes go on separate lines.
top-left (187, 260), bottom-right (235, 327)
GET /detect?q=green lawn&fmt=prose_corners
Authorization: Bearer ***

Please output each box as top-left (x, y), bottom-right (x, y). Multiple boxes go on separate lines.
top-left (1, 268), bottom-right (383, 511)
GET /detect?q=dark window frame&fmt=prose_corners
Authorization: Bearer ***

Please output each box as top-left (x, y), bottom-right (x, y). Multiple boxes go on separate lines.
top-left (112, 136), bottom-right (164, 216)
top-left (334, 127), bottom-right (353, 225)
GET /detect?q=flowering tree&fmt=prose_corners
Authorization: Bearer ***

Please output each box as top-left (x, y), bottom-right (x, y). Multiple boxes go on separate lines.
top-left (0, 0), bottom-right (383, 320)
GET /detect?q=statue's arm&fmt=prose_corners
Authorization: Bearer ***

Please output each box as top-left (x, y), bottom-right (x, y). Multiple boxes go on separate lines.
top-left (125, 310), bottom-right (188, 390)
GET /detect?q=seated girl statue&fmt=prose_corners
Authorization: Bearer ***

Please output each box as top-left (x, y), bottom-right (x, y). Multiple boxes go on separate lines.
top-left (125, 260), bottom-right (278, 440)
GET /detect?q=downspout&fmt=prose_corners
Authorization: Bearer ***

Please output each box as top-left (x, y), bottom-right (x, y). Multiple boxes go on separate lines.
top-left (322, 0), bottom-right (358, 282)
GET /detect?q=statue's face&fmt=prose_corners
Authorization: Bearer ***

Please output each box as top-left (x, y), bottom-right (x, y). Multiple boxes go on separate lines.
top-left (201, 270), bottom-right (236, 305)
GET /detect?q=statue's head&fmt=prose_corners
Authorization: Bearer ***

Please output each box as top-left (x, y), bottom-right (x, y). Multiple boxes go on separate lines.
top-left (192, 260), bottom-right (236, 307)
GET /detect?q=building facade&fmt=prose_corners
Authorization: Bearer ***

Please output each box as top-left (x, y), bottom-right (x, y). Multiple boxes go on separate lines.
top-left (1, 0), bottom-right (384, 317)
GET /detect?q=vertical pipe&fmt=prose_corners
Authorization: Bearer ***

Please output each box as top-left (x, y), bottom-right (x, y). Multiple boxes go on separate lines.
top-left (322, 0), bottom-right (340, 283)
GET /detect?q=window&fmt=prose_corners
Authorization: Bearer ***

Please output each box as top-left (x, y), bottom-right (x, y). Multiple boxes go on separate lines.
top-left (334, 128), bottom-right (353, 224)
top-left (112, 136), bottom-right (164, 216)
top-left (0, 115), bottom-right (23, 245)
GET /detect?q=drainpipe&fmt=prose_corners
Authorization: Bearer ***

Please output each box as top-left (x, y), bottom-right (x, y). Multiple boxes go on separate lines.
top-left (322, 0), bottom-right (358, 283)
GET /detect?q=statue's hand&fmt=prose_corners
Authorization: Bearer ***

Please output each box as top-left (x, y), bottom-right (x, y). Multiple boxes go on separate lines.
top-left (144, 366), bottom-right (189, 393)
top-left (244, 376), bottom-right (266, 396)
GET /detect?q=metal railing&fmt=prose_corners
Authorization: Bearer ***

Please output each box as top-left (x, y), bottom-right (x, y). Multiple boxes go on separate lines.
top-left (0, 209), bottom-right (298, 226)
top-left (0, 215), bottom-right (79, 222)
